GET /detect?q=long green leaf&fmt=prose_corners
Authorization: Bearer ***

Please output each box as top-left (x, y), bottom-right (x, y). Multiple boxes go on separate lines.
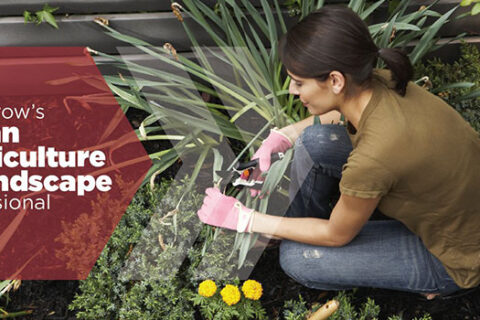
top-left (141, 149), bottom-right (179, 187)
top-left (349, 0), bottom-right (365, 14)
top-left (212, 148), bottom-right (224, 183)
top-left (380, 13), bottom-right (398, 48)
top-left (182, 147), bottom-right (210, 197)
top-left (369, 21), bottom-right (420, 37)
top-left (431, 82), bottom-right (474, 93)
top-left (261, 149), bottom-right (293, 197)
top-left (360, 0), bottom-right (385, 20)
top-left (237, 232), bottom-right (253, 268)
top-left (451, 89), bottom-right (480, 102)
top-left (409, 6), bottom-right (458, 64)
top-left (239, 0), bottom-right (269, 37)
top-left (260, 0), bottom-right (278, 50)
top-left (388, 0), bottom-right (411, 20)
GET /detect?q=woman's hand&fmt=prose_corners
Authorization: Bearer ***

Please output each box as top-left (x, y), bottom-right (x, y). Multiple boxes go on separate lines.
top-left (197, 187), bottom-right (254, 232)
top-left (247, 128), bottom-right (293, 197)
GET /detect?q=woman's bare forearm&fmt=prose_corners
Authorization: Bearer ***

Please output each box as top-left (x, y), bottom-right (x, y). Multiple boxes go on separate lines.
top-left (249, 194), bottom-right (378, 247)
top-left (250, 212), bottom-right (341, 247)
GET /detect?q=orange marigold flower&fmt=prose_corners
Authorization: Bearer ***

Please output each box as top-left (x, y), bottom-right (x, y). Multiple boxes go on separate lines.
top-left (220, 284), bottom-right (241, 306)
top-left (198, 280), bottom-right (217, 298)
top-left (242, 280), bottom-right (263, 300)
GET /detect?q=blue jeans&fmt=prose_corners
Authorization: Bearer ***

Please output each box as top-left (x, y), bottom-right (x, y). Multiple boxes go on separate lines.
top-left (280, 124), bottom-right (461, 294)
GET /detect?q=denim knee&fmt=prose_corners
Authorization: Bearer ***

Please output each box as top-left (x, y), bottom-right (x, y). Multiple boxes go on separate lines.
top-left (279, 240), bottom-right (302, 283)
top-left (295, 125), bottom-right (352, 179)
top-left (279, 240), bottom-right (351, 290)
top-left (279, 240), bottom-right (312, 288)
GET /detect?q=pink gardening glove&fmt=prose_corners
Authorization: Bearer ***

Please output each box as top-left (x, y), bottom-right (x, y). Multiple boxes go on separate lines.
top-left (247, 128), bottom-right (293, 197)
top-left (197, 187), bottom-right (254, 233)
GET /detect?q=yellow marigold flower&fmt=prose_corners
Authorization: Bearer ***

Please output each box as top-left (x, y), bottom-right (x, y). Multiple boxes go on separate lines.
top-left (198, 280), bottom-right (217, 298)
top-left (242, 280), bottom-right (263, 300)
top-left (220, 285), bottom-right (241, 306)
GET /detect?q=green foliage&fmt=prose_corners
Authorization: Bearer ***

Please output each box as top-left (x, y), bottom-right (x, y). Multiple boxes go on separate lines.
top-left (283, 0), bottom-right (303, 17)
top-left (117, 282), bottom-right (194, 320)
top-left (460, 0), bottom-right (480, 15)
top-left (283, 291), bottom-right (380, 320)
top-left (414, 43), bottom-right (480, 132)
top-left (282, 292), bottom-right (377, 320)
top-left (69, 178), bottom-right (263, 319)
top-left (328, 291), bottom-right (369, 320)
top-left (358, 297), bottom-right (381, 320)
top-left (387, 314), bottom-right (433, 320)
top-left (282, 295), bottom-right (308, 320)
top-left (23, 4), bottom-right (59, 29)
top-left (69, 180), bottom-right (193, 319)
top-left (413, 314), bottom-right (433, 320)
top-left (68, 182), bottom-right (178, 319)
top-left (283, 292), bottom-right (435, 320)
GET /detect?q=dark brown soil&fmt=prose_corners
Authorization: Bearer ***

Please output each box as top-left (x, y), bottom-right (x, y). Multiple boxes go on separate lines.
top-left (2, 281), bottom-right (78, 320)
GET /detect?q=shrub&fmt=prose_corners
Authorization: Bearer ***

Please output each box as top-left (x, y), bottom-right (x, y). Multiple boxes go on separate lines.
top-left (283, 291), bottom-right (434, 320)
top-left (69, 178), bottom-right (261, 319)
top-left (414, 43), bottom-right (480, 132)
top-left (282, 295), bottom-right (308, 320)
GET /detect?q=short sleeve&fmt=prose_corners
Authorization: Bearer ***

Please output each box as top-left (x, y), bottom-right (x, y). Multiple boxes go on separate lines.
top-left (339, 151), bottom-right (395, 199)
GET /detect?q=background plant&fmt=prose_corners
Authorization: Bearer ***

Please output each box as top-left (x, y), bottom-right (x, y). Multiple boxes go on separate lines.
top-left (414, 43), bottom-right (480, 132)
top-left (23, 4), bottom-right (59, 29)
top-left (69, 178), bottom-right (255, 319)
top-left (327, 291), bottom-right (380, 320)
top-left (282, 291), bottom-right (436, 320)
top-left (282, 295), bottom-right (309, 320)
top-left (460, 0), bottom-right (480, 15)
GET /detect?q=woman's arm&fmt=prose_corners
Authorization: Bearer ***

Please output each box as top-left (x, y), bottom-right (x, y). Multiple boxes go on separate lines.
top-left (251, 194), bottom-right (380, 246)
top-left (279, 111), bottom-right (342, 143)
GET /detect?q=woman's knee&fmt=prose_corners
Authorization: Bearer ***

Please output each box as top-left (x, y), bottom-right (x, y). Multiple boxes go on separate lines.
top-left (279, 241), bottom-right (303, 281)
top-left (279, 240), bottom-right (351, 290)
top-left (294, 124), bottom-right (352, 176)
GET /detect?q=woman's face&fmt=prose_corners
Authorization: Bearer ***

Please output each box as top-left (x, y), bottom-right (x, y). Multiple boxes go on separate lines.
top-left (287, 70), bottom-right (344, 115)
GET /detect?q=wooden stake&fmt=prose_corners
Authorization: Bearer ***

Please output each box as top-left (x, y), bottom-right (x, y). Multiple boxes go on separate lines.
top-left (307, 299), bottom-right (339, 320)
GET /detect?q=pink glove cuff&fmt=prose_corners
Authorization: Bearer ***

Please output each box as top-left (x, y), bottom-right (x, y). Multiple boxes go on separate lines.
top-left (234, 202), bottom-right (255, 233)
top-left (271, 127), bottom-right (294, 148)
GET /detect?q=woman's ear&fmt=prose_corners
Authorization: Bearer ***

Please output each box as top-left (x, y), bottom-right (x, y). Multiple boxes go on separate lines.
top-left (329, 71), bottom-right (346, 95)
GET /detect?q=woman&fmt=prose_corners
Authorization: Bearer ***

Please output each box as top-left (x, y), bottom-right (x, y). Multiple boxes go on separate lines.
top-left (197, 5), bottom-right (480, 298)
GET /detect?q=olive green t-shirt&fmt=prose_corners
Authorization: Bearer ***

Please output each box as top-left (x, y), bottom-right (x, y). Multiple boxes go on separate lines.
top-left (339, 69), bottom-right (480, 288)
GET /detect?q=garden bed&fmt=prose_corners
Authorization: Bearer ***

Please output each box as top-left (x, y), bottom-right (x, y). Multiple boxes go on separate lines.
top-left (4, 251), bottom-right (480, 319)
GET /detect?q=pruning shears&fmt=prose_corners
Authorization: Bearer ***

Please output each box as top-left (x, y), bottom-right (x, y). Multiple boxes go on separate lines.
top-left (215, 153), bottom-right (284, 193)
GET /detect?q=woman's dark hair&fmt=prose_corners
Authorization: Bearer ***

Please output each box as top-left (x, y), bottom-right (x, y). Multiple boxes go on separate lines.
top-left (279, 5), bottom-right (413, 97)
